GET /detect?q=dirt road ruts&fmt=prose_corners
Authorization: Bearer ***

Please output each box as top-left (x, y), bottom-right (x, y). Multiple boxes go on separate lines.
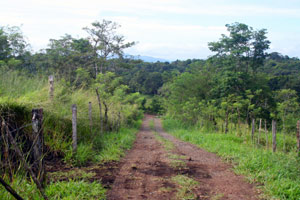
top-left (107, 115), bottom-right (260, 200)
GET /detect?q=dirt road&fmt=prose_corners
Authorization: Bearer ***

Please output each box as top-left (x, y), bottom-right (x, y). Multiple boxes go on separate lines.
top-left (107, 115), bottom-right (260, 200)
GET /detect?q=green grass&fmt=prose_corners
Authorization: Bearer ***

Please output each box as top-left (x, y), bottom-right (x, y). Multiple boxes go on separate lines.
top-left (0, 70), bottom-right (142, 199)
top-left (154, 131), bottom-right (175, 151)
top-left (152, 130), bottom-right (186, 169)
top-left (171, 175), bottom-right (199, 200)
top-left (163, 117), bottom-right (300, 200)
top-left (94, 126), bottom-right (140, 162)
top-left (0, 176), bottom-right (106, 200)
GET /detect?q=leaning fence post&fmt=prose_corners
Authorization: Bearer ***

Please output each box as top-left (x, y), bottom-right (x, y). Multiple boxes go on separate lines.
top-left (32, 108), bottom-right (45, 185)
top-left (72, 104), bottom-right (77, 154)
top-left (297, 120), bottom-right (300, 156)
top-left (48, 75), bottom-right (54, 100)
top-left (89, 102), bottom-right (93, 135)
top-left (272, 120), bottom-right (276, 152)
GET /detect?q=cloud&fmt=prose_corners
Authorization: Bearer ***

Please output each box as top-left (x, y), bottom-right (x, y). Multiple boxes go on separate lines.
top-left (1, 0), bottom-right (300, 59)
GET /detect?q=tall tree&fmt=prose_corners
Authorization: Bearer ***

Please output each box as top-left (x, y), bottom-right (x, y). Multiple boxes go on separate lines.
top-left (83, 20), bottom-right (135, 76)
top-left (208, 22), bottom-right (270, 73)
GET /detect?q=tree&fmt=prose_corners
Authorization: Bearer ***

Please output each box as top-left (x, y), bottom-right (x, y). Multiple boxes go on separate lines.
top-left (0, 27), bottom-right (10, 60)
top-left (275, 89), bottom-right (300, 151)
top-left (208, 22), bottom-right (270, 73)
top-left (5, 26), bottom-right (29, 57)
top-left (0, 25), bottom-right (30, 70)
top-left (83, 20), bottom-right (135, 76)
top-left (38, 34), bottom-right (93, 82)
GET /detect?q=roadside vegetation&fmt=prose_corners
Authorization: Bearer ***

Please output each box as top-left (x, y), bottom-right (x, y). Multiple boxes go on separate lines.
top-left (0, 69), bottom-right (142, 199)
top-left (163, 118), bottom-right (300, 200)
top-left (158, 23), bottom-right (300, 200)
top-left (2, 19), bottom-right (300, 199)
top-left (0, 22), bottom-right (142, 199)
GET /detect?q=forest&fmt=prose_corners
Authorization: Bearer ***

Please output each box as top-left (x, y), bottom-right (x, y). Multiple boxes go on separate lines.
top-left (1, 20), bottom-right (300, 199)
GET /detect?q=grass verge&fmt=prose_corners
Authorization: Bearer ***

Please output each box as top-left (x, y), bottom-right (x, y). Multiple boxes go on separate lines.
top-left (0, 176), bottom-right (106, 200)
top-left (163, 117), bottom-right (300, 200)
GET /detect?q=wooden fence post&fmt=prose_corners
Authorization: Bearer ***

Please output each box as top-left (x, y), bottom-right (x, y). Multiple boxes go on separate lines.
top-left (251, 118), bottom-right (255, 143)
top-left (272, 120), bottom-right (276, 152)
top-left (258, 118), bottom-right (262, 145)
top-left (48, 75), bottom-right (54, 100)
top-left (297, 120), bottom-right (300, 156)
top-left (88, 102), bottom-right (93, 135)
top-left (265, 119), bottom-right (268, 149)
top-left (32, 108), bottom-right (45, 185)
top-left (72, 104), bottom-right (77, 154)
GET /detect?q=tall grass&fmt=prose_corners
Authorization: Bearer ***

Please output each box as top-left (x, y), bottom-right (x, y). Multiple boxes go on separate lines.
top-left (0, 70), bottom-right (142, 199)
top-left (163, 117), bottom-right (300, 200)
top-left (0, 70), bottom-right (47, 98)
top-left (0, 69), bottom-right (142, 162)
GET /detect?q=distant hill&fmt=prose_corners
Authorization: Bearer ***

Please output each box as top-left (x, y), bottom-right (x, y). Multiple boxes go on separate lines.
top-left (126, 55), bottom-right (170, 63)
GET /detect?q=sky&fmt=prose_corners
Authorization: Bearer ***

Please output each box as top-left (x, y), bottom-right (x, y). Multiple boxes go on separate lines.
top-left (1, 0), bottom-right (300, 61)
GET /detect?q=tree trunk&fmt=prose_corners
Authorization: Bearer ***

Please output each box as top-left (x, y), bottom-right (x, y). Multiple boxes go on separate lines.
top-left (94, 51), bottom-right (98, 77)
top-left (103, 100), bottom-right (108, 131)
top-left (88, 102), bottom-right (93, 135)
top-left (95, 88), bottom-right (103, 133)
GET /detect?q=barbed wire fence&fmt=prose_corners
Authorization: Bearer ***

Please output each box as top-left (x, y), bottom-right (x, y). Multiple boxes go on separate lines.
top-left (0, 76), bottom-right (126, 199)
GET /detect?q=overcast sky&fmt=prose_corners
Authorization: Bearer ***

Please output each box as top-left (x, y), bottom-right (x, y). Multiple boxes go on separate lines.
top-left (1, 0), bottom-right (300, 60)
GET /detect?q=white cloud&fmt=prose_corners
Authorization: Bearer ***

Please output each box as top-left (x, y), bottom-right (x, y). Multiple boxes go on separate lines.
top-left (0, 0), bottom-right (300, 59)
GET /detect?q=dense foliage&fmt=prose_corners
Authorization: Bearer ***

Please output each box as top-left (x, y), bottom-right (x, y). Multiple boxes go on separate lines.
top-left (159, 23), bottom-right (300, 141)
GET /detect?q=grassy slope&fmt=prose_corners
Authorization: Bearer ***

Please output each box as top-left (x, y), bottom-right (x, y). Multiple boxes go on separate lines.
top-left (163, 118), bottom-right (300, 200)
top-left (0, 70), bottom-right (142, 199)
